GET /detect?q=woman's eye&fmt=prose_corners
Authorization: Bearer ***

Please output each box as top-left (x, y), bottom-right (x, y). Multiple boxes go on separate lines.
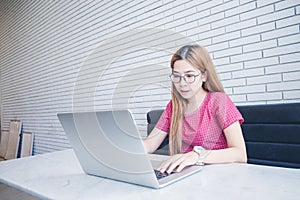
top-left (186, 74), bottom-right (194, 78)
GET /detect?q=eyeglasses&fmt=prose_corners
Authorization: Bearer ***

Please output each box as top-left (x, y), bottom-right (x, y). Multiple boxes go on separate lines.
top-left (169, 72), bottom-right (202, 84)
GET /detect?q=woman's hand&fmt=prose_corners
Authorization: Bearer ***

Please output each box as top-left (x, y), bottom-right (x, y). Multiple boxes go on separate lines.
top-left (157, 151), bottom-right (199, 174)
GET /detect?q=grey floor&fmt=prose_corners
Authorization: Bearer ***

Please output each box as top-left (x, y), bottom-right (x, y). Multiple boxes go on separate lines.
top-left (0, 183), bottom-right (39, 200)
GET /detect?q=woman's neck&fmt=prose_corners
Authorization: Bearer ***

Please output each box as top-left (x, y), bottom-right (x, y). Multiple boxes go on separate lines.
top-left (185, 90), bottom-right (208, 114)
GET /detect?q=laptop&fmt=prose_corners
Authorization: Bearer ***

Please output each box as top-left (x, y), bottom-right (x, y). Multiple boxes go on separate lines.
top-left (57, 110), bottom-right (202, 189)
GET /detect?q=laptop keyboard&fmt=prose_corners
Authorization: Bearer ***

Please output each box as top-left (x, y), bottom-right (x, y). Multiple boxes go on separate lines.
top-left (154, 169), bottom-right (173, 180)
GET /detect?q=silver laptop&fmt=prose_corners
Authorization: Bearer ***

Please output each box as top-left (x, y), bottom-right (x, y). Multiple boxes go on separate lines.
top-left (57, 110), bottom-right (202, 189)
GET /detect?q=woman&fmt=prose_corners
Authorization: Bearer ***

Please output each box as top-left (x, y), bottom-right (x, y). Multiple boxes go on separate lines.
top-left (144, 45), bottom-right (247, 174)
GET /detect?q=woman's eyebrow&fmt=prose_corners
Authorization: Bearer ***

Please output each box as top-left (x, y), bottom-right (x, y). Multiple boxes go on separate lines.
top-left (184, 70), bottom-right (197, 73)
top-left (173, 69), bottom-right (196, 74)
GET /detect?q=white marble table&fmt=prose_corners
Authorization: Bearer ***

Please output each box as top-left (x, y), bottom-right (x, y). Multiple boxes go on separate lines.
top-left (0, 149), bottom-right (299, 200)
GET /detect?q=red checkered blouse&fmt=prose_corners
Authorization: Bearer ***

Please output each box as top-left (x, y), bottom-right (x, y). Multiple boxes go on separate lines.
top-left (155, 92), bottom-right (244, 152)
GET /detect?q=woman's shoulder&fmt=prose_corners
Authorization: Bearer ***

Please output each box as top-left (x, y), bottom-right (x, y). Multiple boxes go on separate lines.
top-left (163, 100), bottom-right (173, 114)
top-left (206, 92), bottom-right (231, 108)
top-left (207, 92), bottom-right (229, 102)
top-left (166, 99), bottom-right (172, 108)
top-left (209, 91), bottom-right (228, 99)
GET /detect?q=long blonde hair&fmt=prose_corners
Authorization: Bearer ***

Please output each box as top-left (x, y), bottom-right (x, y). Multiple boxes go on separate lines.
top-left (169, 45), bottom-right (224, 155)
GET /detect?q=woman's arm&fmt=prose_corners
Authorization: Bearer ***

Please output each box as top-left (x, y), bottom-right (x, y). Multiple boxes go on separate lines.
top-left (203, 121), bottom-right (247, 163)
top-left (157, 121), bottom-right (247, 174)
top-left (143, 128), bottom-right (168, 153)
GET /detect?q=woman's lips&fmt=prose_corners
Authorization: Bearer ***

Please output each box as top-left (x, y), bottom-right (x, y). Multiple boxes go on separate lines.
top-left (180, 89), bottom-right (190, 95)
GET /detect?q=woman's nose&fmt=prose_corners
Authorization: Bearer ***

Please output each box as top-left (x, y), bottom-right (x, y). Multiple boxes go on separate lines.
top-left (179, 76), bottom-right (188, 86)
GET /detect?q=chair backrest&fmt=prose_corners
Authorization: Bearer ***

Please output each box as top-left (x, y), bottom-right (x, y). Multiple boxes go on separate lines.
top-left (237, 103), bottom-right (300, 168)
top-left (147, 110), bottom-right (169, 155)
top-left (147, 103), bottom-right (300, 168)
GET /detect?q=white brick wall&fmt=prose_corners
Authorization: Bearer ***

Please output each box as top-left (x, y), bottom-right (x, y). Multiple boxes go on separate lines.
top-left (0, 0), bottom-right (299, 154)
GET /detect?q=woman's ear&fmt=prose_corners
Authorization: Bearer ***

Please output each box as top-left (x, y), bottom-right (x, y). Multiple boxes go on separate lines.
top-left (201, 71), bottom-right (207, 82)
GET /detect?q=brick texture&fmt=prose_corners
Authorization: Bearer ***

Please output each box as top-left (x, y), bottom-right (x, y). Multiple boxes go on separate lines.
top-left (0, 0), bottom-right (299, 154)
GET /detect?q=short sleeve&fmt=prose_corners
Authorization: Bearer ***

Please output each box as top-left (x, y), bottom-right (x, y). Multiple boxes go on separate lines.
top-left (222, 94), bottom-right (244, 129)
top-left (155, 101), bottom-right (172, 133)
top-left (212, 93), bottom-right (244, 130)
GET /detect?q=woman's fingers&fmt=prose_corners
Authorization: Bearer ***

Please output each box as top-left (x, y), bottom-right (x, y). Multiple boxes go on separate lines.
top-left (170, 152), bottom-right (198, 173)
top-left (157, 152), bottom-right (199, 174)
top-left (157, 154), bottom-right (182, 173)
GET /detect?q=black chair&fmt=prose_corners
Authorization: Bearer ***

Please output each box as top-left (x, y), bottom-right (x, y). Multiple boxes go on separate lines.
top-left (238, 103), bottom-right (300, 168)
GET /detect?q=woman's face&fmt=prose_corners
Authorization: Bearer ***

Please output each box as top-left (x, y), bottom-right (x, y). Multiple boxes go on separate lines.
top-left (172, 59), bottom-right (206, 101)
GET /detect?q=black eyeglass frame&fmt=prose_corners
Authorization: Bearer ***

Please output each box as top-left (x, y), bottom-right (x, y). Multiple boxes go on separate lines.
top-left (169, 71), bottom-right (204, 83)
